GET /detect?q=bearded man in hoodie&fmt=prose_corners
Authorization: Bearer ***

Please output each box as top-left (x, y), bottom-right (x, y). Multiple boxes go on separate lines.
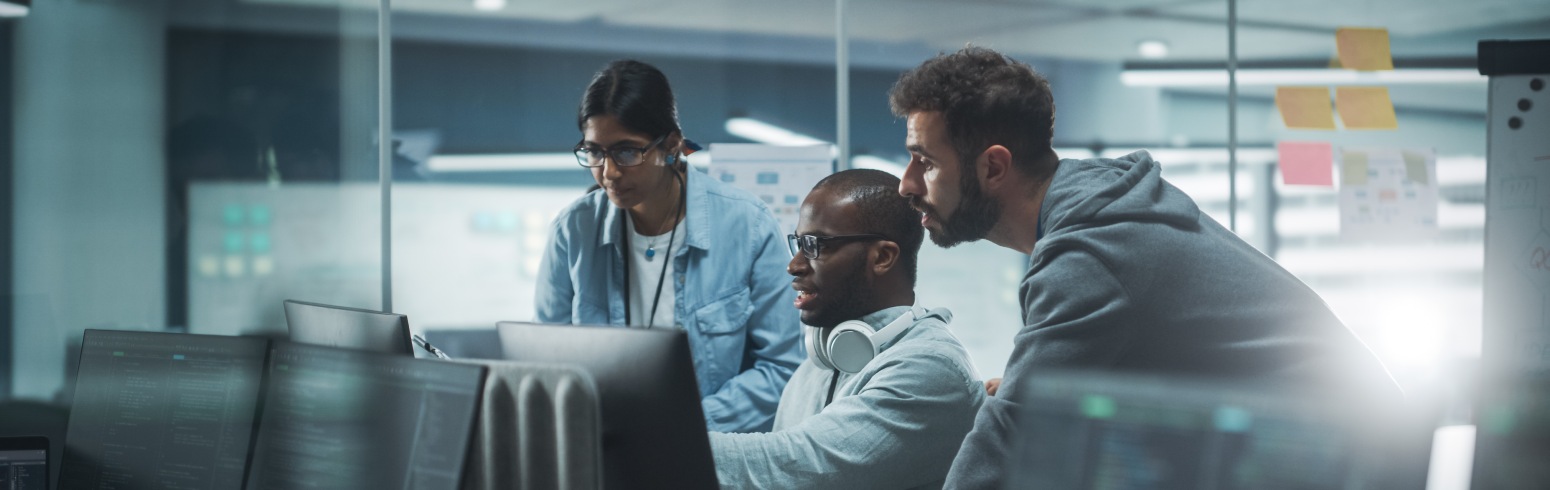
top-left (890, 47), bottom-right (1405, 489)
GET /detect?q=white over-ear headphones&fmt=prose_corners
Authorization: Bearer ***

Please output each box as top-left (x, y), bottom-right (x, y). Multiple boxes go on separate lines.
top-left (805, 306), bottom-right (923, 374)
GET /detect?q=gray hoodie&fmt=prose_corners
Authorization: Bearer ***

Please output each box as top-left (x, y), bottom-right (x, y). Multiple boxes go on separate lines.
top-left (711, 306), bottom-right (985, 489)
top-left (944, 151), bottom-right (1400, 489)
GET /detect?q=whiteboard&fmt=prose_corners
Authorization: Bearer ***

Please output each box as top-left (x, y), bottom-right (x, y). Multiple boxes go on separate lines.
top-left (187, 183), bottom-right (583, 336)
top-left (1483, 73), bottom-right (1550, 371)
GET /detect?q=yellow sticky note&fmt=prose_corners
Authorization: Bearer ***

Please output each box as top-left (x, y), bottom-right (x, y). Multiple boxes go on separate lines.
top-left (1402, 151), bottom-right (1429, 185)
top-left (1336, 86), bottom-right (1398, 130)
top-left (1276, 87), bottom-right (1336, 130)
top-left (1336, 27), bottom-right (1394, 71)
top-left (1342, 150), bottom-right (1369, 185)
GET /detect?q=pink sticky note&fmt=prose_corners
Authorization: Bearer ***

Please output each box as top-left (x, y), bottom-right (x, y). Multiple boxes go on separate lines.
top-left (1278, 141), bottom-right (1334, 186)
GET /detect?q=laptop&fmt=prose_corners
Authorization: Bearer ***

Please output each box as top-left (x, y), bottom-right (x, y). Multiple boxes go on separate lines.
top-left (0, 436), bottom-right (49, 490)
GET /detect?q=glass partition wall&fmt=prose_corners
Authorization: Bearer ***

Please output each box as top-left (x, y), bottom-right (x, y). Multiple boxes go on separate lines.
top-left (6, 0), bottom-right (386, 403)
top-left (385, 0), bottom-right (838, 331)
top-left (6, 0), bottom-right (1539, 432)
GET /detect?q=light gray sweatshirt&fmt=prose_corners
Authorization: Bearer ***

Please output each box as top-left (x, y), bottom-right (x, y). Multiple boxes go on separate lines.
top-left (944, 151), bottom-right (1402, 489)
top-left (709, 306), bottom-right (985, 489)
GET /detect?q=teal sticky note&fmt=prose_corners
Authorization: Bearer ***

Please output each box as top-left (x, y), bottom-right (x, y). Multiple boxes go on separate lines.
top-left (250, 205), bottom-right (272, 226)
top-left (497, 213), bottom-right (519, 232)
top-left (473, 212), bottom-right (495, 231)
top-left (223, 204), bottom-right (245, 226)
top-left (250, 232), bottom-right (271, 253)
top-left (224, 232), bottom-right (245, 253)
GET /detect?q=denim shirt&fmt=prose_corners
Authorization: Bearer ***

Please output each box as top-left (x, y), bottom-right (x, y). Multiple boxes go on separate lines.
top-left (534, 168), bottom-right (803, 433)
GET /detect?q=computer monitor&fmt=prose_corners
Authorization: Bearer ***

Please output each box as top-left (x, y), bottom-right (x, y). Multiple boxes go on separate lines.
top-left (244, 342), bottom-right (486, 489)
top-left (1472, 370), bottom-right (1550, 489)
top-left (59, 330), bottom-right (269, 490)
top-left (422, 329), bottom-right (503, 360)
top-left (495, 322), bottom-right (717, 489)
top-left (0, 436), bottom-right (49, 490)
top-left (282, 299), bottom-right (413, 356)
top-left (1007, 370), bottom-right (1431, 489)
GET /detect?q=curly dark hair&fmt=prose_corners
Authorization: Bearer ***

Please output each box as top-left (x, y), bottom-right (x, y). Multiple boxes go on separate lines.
top-left (889, 46), bottom-right (1057, 181)
top-left (812, 169), bottom-right (925, 287)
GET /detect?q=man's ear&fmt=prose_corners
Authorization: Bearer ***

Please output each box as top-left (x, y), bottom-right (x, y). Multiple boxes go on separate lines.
top-left (870, 240), bottom-right (901, 277)
top-left (980, 145), bottom-right (1014, 192)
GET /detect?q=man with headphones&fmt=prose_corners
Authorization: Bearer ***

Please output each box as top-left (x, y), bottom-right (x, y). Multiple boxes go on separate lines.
top-left (708, 169), bottom-right (985, 489)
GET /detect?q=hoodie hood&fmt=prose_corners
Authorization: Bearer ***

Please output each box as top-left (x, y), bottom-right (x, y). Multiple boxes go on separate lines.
top-left (1037, 150), bottom-right (1202, 242)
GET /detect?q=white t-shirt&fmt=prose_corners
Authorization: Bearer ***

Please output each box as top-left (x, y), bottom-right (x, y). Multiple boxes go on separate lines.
top-left (626, 218), bottom-right (684, 329)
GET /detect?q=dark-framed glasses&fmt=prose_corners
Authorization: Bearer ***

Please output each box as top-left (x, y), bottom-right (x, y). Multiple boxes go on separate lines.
top-left (573, 134), bottom-right (668, 168)
top-left (787, 233), bottom-right (889, 260)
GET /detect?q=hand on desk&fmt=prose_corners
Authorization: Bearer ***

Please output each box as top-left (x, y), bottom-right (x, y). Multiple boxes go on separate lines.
top-left (984, 378), bottom-right (1001, 397)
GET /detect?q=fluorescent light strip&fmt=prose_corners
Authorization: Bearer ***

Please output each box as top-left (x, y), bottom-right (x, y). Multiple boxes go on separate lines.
top-left (725, 117), bottom-right (829, 146)
top-left (473, 0), bottom-right (505, 11)
top-left (1121, 68), bottom-right (1486, 87)
top-left (851, 155), bottom-right (905, 177)
top-left (426, 153), bottom-right (576, 172)
top-left (0, 3), bottom-right (27, 17)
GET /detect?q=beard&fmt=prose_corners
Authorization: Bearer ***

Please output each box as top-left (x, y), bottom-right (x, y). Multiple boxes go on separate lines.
top-left (802, 259), bottom-right (875, 329)
top-left (913, 169), bottom-right (1002, 248)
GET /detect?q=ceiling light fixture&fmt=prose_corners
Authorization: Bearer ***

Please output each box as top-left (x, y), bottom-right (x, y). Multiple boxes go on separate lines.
top-left (426, 153), bottom-right (575, 172)
top-left (1120, 68), bottom-right (1485, 87)
top-left (724, 117), bottom-right (829, 146)
top-left (0, 0), bottom-right (29, 17)
top-left (1137, 40), bottom-right (1170, 60)
top-left (473, 0), bottom-right (506, 12)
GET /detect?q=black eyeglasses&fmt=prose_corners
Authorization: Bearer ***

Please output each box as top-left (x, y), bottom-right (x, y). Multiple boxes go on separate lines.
top-left (787, 233), bottom-right (889, 260)
top-left (573, 134), bottom-right (668, 168)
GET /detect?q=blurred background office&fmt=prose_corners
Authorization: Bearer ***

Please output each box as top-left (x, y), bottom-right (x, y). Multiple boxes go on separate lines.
top-left (2, 0), bottom-right (1547, 449)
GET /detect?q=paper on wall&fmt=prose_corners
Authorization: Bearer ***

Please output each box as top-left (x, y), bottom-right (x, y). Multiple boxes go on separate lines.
top-left (1276, 86), bottom-right (1337, 130)
top-left (1336, 86), bottom-right (1399, 130)
top-left (1339, 147), bottom-right (1438, 240)
top-left (1335, 27), bottom-right (1394, 71)
top-left (707, 143), bottom-right (834, 235)
top-left (1277, 141), bottom-right (1334, 186)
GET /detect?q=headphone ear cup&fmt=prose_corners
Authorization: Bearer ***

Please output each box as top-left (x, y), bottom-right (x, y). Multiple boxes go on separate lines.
top-left (826, 320), bottom-right (878, 374)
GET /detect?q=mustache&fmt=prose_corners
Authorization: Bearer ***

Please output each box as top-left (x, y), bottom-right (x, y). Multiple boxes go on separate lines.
top-left (908, 196), bottom-right (936, 217)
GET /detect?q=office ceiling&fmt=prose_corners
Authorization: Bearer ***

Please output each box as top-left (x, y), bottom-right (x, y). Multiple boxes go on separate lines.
top-left (248, 0), bottom-right (1550, 63)
top-left (220, 0), bottom-right (1547, 114)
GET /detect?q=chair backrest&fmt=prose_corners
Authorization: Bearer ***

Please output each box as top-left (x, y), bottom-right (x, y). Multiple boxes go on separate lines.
top-left (456, 360), bottom-right (603, 490)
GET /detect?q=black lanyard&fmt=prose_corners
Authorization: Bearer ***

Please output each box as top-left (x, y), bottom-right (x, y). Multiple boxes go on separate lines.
top-left (621, 171), bottom-right (685, 327)
top-left (825, 369), bottom-right (841, 407)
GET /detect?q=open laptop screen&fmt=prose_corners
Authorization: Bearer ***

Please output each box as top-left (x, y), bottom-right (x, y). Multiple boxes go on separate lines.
top-left (244, 342), bottom-right (485, 489)
top-left (60, 330), bottom-right (268, 490)
top-left (282, 300), bottom-right (413, 356)
top-left (0, 436), bottom-right (49, 490)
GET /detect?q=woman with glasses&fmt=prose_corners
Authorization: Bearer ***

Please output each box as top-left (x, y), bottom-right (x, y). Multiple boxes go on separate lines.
top-left (534, 60), bottom-right (802, 433)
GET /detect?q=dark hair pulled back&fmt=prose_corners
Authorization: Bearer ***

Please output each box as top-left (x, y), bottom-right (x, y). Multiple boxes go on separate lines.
top-left (578, 60), bottom-right (683, 168)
